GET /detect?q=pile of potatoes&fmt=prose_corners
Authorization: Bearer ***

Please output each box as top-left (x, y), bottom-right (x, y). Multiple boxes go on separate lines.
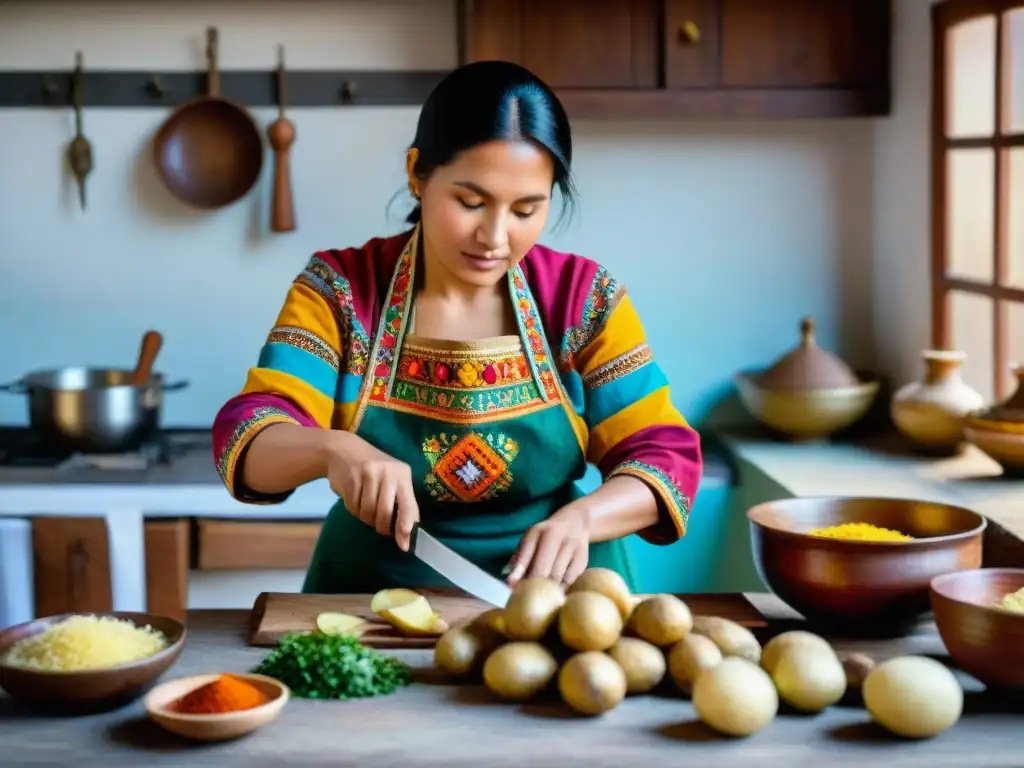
top-left (433, 568), bottom-right (965, 739)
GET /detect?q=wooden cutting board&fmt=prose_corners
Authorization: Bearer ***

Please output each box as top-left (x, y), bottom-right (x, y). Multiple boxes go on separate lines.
top-left (248, 590), bottom-right (769, 648)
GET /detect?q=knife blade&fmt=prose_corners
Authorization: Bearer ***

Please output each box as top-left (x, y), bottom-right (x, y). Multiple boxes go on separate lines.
top-left (410, 524), bottom-right (512, 608)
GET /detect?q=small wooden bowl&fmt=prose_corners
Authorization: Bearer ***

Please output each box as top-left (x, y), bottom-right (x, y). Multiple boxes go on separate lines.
top-left (0, 612), bottom-right (185, 714)
top-left (144, 673), bottom-right (289, 742)
top-left (748, 497), bottom-right (985, 636)
top-left (931, 568), bottom-right (1024, 690)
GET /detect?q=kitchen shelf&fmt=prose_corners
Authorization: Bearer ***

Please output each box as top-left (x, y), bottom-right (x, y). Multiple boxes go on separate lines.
top-left (0, 69), bottom-right (449, 108)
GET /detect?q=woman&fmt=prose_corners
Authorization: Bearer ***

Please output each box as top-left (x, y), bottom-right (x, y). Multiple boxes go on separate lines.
top-left (212, 60), bottom-right (702, 593)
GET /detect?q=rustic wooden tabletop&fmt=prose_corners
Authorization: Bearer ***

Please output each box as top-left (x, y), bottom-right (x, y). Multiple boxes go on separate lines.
top-left (2, 599), bottom-right (1023, 767)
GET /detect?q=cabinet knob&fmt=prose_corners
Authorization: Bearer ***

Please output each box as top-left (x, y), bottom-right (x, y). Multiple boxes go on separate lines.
top-left (679, 20), bottom-right (701, 44)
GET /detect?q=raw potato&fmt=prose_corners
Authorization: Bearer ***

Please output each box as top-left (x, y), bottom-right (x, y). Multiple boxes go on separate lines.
top-left (559, 591), bottom-right (623, 652)
top-left (434, 623), bottom-right (503, 677)
top-left (761, 630), bottom-right (835, 675)
top-left (862, 656), bottom-right (963, 739)
top-left (608, 637), bottom-right (666, 694)
top-left (692, 616), bottom-right (762, 664)
top-left (567, 568), bottom-right (634, 621)
top-left (377, 594), bottom-right (449, 636)
top-left (315, 612), bottom-right (367, 637)
top-left (839, 652), bottom-right (875, 689)
top-left (370, 588), bottom-right (423, 613)
top-left (631, 594), bottom-right (693, 647)
top-left (483, 642), bottom-right (558, 701)
top-left (471, 608), bottom-right (507, 637)
top-left (693, 657), bottom-right (779, 738)
top-left (771, 643), bottom-right (847, 713)
top-left (667, 633), bottom-right (722, 695)
top-left (558, 651), bottom-right (628, 715)
top-left (503, 578), bottom-right (566, 641)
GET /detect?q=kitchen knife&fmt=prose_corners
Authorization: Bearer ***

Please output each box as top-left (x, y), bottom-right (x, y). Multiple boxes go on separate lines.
top-left (410, 524), bottom-right (512, 608)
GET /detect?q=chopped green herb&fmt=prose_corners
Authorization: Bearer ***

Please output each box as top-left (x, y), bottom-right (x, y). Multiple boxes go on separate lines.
top-left (253, 632), bottom-right (413, 700)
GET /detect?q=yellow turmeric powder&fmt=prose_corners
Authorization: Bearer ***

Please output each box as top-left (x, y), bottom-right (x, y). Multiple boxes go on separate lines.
top-left (996, 587), bottom-right (1024, 614)
top-left (807, 522), bottom-right (913, 542)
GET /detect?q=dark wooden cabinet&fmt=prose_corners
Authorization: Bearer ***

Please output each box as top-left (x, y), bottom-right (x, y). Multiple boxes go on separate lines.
top-left (458, 0), bottom-right (891, 119)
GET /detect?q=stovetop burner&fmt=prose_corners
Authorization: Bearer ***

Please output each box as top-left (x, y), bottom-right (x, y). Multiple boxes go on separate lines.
top-left (0, 427), bottom-right (212, 470)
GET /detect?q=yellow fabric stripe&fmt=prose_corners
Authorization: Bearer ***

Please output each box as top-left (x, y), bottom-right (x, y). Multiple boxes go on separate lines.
top-left (242, 368), bottom-right (335, 429)
top-left (276, 281), bottom-right (344, 356)
top-left (336, 400), bottom-right (359, 432)
top-left (587, 385), bottom-right (690, 466)
top-left (575, 294), bottom-right (646, 379)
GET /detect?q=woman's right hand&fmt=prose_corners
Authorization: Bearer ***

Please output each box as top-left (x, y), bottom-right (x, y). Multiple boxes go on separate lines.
top-left (324, 432), bottom-right (420, 552)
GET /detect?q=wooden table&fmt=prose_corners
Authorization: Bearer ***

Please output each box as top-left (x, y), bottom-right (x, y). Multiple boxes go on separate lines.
top-left (2, 598), bottom-right (1023, 767)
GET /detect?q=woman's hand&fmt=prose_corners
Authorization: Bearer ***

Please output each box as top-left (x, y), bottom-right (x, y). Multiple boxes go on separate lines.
top-left (506, 503), bottom-right (590, 586)
top-left (324, 432), bottom-right (420, 551)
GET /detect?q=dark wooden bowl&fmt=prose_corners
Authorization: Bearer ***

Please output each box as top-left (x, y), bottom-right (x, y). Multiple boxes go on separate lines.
top-left (931, 568), bottom-right (1024, 690)
top-left (747, 497), bottom-right (986, 636)
top-left (0, 612), bottom-right (186, 714)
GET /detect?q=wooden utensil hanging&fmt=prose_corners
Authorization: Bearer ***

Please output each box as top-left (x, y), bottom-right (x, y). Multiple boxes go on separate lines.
top-left (267, 45), bottom-right (296, 232)
top-left (131, 330), bottom-right (164, 386)
top-left (67, 51), bottom-right (93, 211)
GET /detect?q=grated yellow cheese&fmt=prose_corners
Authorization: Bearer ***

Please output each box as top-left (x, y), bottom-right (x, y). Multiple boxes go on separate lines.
top-left (1, 615), bottom-right (168, 672)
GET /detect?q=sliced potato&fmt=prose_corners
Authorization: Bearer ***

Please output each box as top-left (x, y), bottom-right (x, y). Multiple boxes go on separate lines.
top-left (315, 611), bottom-right (368, 637)
top-left (370, 588), bottom-right (423, 613)
top-left (378, 595), bottom-right (449, 636)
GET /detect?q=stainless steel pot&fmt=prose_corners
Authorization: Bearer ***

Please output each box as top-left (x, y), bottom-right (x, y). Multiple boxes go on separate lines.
top-left (0, 367), bottom-right (189, 453)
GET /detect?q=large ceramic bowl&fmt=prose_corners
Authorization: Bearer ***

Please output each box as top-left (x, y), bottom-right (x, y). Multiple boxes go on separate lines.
top-left (0, 612), bottom-right (186, 713)
top-left (748, 497), bottom-right (986, 635)
top-left (734, 370), bottom-right (880, 441)
top-left (931, 568), bottom-right (1024, 690)
top-left (963, 420), bottom-right (1024, 478)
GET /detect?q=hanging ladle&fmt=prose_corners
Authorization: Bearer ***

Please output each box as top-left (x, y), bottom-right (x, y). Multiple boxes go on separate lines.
top-left (67, 51), bottom-right (93, 211)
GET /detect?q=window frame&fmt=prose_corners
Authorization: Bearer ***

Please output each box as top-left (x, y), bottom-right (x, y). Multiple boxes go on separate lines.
top-left (931, 0), bottom-right (1024, 400)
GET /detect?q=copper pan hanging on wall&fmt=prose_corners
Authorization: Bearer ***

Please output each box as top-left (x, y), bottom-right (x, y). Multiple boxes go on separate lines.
top-left (152, 27), bottom-right (264, 209)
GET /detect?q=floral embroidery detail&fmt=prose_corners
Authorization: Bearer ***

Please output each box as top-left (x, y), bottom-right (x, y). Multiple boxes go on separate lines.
top-left (216, 406), bottom-right (299, 498)
top-left (608, 459), bottom-right (691, 534)
top-left (509, 267), bottom-right (560, 402)
top-left (365, 243), bottom-right (414, 404)
top-left (422, 432), bottom-right (519, 502)
top-left (296, 256), bottom-right (370, 375)
top-left (559, 267), bottom-right (623, 372)
top-left (582, 343), bottom-right (653, 390)
top-left (267, 326), bottom-right (340, 371)
top-left (397, 350), bottom-right (530, 389)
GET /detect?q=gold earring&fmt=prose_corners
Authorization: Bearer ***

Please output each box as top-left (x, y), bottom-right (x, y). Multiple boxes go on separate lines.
top-left (410, 187), bottom-right (420, 199)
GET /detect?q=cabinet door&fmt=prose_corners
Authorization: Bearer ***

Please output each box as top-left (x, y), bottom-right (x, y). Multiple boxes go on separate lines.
top-left (32, 517), bottom-right (113, 616)
top-left (144, 520), bottom-right (190, 623)
top-left (461, 0), bottom-right (659, 89)
top-left (664, 0), bottom-right (721, 89)
top-left (720, 0), bottom-right (891, 88)
top-left (196, 521), bottom-right (321, 570)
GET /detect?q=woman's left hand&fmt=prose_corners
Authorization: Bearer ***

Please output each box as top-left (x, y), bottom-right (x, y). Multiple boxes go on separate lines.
top-left (506, 503), bottom-right (590, 587)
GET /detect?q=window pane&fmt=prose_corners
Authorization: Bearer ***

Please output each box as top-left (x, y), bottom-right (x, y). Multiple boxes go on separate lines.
top-left (950, 291), bottom-right (995, 402)
top-left (1009, 9), bottom-right (1024, 132)
top-left (1011, 149), bottom-right (1024, 288)
top-left (1004, 301), bottom-right (1024, 396)
top-left (947, 149), bottom-right (995, 282)
top-left (948, 16), bottom-right (996, 138)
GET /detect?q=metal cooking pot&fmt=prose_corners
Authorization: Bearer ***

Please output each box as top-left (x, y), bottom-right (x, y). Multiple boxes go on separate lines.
top-left (0, 367), bottom-right (189, 454)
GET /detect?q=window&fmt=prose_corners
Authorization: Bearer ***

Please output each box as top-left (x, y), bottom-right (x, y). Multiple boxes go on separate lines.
top-left (932, 0), bottom-right (1024, 402)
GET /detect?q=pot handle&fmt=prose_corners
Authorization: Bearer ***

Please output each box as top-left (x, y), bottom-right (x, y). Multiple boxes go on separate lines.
top-left (0, 380), bottom-right (27, 394)
top-left (162, 380), bottom-right (190, 392)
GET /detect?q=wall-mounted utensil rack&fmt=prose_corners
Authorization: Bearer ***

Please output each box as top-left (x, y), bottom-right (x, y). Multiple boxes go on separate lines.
top-left (0, 70), bottom-right (448, 108)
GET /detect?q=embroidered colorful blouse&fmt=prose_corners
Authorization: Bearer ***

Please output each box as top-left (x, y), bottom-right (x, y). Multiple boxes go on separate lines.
top-left (213, 229), bottom-right (703, 545)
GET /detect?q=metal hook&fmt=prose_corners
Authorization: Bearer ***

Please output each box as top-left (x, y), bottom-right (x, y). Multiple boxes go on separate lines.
top-left (146, 75), bottom-right (165, 98)
top-left (41, 76), bottom-right (58, 99)
top-left (340, 79), bottom-right (358, 103)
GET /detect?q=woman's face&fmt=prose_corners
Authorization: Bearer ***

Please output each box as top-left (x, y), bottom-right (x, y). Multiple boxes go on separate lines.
top-left (413, 139), bottom-right (555, 289)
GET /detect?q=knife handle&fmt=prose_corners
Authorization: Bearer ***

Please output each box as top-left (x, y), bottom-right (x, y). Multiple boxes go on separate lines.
top-left (389, 505), bottom-right (421, 547)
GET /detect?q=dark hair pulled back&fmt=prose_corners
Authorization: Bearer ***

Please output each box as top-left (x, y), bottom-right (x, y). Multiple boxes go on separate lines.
top-left (403, 60), bottom-right (576, 227)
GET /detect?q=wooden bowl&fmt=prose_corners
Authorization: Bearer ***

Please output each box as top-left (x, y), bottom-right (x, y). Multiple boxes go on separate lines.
top-left (931, 568), bottom-right (1024, 690)
top-left (144, 673), bottom-right (289, 742)
top-left (734, 370), bottom-right (880, 440)
top-left (748, 497), bottom-right (986, 636)
top-left (963, 422), bottom-right (1024, 477)
top-left (0, 612), bottom-right (185, 714)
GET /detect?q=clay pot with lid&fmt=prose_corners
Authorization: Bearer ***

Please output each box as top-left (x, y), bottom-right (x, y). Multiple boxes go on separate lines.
top-left (891, 350), bottom-right (986, 452)
top-left (964, 363), bottom-right (1024, 477)
top-left (734, 316), bottom-right (880, 441)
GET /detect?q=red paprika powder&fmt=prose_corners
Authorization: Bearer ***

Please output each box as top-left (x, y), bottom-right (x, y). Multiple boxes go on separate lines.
top-left (173, 673), bottom-right (269, 715)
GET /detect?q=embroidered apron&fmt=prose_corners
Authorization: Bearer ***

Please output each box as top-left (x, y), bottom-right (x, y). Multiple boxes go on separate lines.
top-left (302, 239), bottom-right (637, 594)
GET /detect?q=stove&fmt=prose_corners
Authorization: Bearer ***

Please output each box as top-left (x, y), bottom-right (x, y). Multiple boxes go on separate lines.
top-left (0, 427), bottom-right (213, 472)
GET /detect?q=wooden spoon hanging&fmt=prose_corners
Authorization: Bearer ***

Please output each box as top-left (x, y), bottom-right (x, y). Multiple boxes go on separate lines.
top-left (267, 45), bottom-right (296, 232)
top-left (67, 51), bottom-right (93, 211)
top-left (131, 330), bottom-right (163, 386)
